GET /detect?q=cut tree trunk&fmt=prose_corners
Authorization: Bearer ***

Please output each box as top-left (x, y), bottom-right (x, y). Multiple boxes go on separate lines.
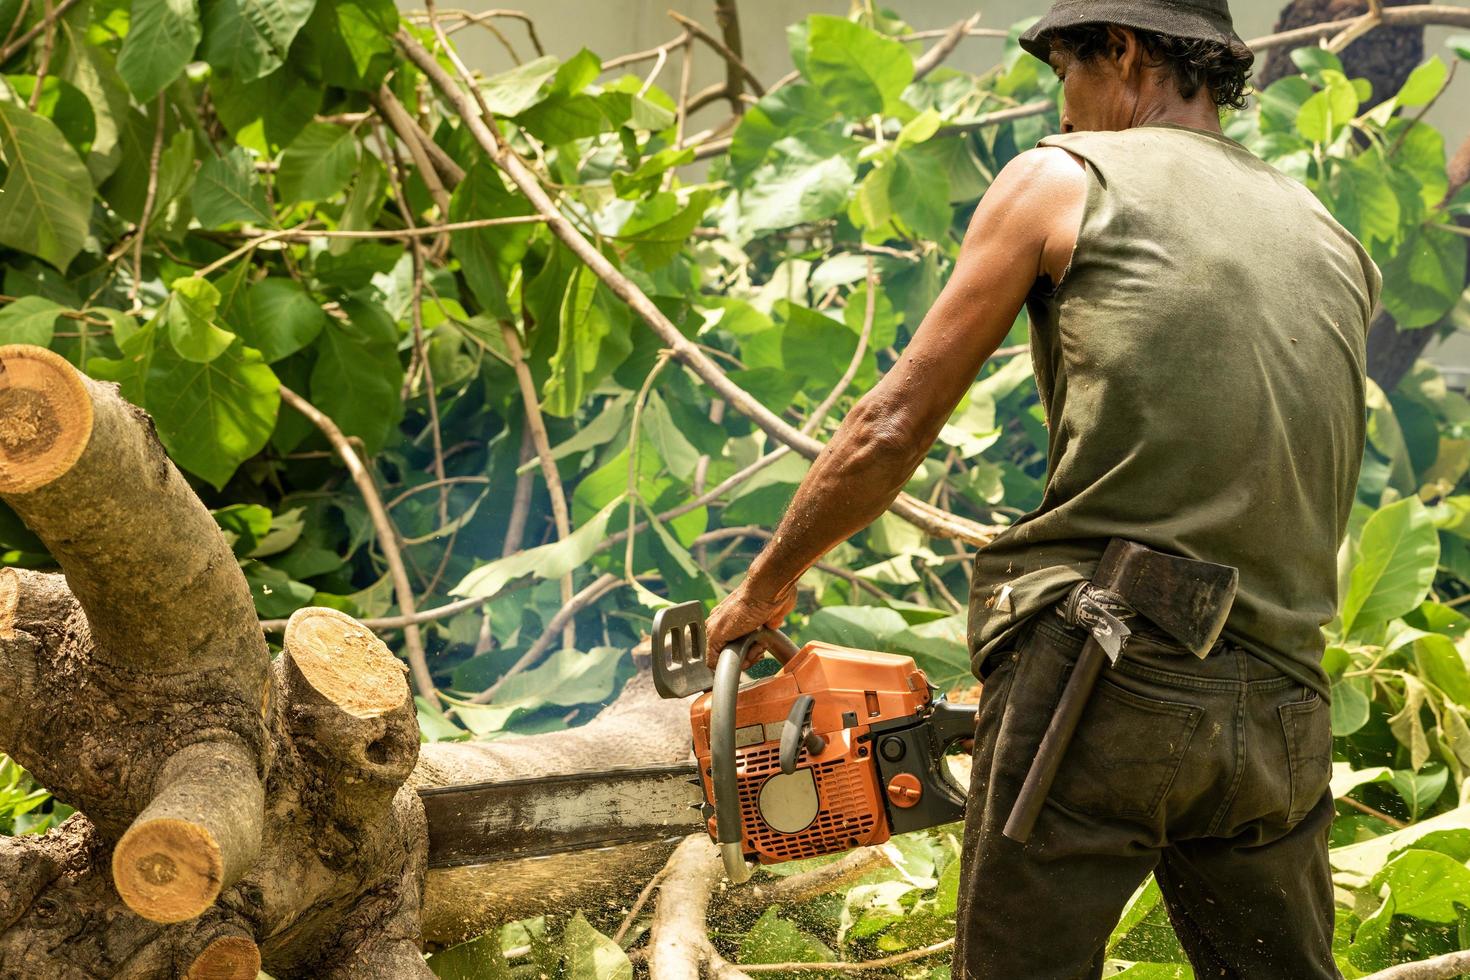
top-left (0, 345), bottom-right (692, 976)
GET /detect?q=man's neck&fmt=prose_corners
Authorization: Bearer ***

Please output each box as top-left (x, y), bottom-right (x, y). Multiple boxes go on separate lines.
top-left (1129, 99), bottom-right (1223, 134)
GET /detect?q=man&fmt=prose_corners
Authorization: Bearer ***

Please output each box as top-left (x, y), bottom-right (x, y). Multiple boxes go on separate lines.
top-left (705, 0), bottom-right (1381, 976)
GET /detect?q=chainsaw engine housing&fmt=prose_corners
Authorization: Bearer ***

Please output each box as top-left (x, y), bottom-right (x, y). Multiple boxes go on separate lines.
top-left (689, 641), bottom-right (963, 865)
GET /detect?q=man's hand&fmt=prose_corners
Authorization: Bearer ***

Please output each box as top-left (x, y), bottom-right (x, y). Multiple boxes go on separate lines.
top-left (705, 579), bottom-right (798, 669)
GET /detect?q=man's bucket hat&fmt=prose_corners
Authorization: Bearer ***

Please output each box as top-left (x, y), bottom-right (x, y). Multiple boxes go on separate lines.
top-left (1018, 0), bottom-right (1254, 65)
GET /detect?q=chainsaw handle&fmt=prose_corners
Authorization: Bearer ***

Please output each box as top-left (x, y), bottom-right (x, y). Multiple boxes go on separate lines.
top-left (710, 639), bottom-right (755, 884)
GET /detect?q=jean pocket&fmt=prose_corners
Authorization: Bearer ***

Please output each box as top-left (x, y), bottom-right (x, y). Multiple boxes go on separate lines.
top-left (1280, 692), bottom-right (1331, 825)
top-left (1050, 677), bottom-right (1202, 821)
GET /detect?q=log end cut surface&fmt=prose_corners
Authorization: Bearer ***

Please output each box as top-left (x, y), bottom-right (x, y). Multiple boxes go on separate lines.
top-left (0, 345), bottom-right (93, 495)
top-left (112, 817), bottom-right (224, 924)
top-left (185, 937), bottom-right (261, 980)
top-left (286, 606), bottom-right (409, 719)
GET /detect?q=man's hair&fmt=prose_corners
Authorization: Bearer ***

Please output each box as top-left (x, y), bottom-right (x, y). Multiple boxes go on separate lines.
top-left (1047, 25), bottom-right (1253, 109)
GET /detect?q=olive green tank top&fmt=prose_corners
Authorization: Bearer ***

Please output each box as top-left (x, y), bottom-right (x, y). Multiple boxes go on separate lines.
top-left (967, 123), bottom-right (1381, 695)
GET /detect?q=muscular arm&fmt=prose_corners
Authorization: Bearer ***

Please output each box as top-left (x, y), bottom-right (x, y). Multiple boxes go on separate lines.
top-left (705, 146), bottom-right (1087, 664)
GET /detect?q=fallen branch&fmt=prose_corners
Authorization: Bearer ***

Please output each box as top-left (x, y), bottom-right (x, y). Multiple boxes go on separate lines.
top-left (1363, 951), bottom-right (1470, 980)
top-left (743, 939), bottom-right (954, 973)
top-left (646, 836), bottom-right (755, 980)
top-left (397, 29), bottom-right (997, 548)
top-left (722, 847), bottom-right (890, 914)
top-left (279, 385), bottom-right (438, 704)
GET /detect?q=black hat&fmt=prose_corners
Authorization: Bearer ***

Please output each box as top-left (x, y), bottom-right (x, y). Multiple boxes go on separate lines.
top-left (1018, 0), bottom-right (1253, 64)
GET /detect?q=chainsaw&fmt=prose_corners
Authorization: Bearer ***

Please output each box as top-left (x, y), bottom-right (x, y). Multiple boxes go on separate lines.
top-left (419, 601), bottom-right (978, 879)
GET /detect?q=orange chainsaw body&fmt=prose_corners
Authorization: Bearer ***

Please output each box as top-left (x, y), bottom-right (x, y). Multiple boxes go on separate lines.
top-left (689, 642), bottom-right (931, 865)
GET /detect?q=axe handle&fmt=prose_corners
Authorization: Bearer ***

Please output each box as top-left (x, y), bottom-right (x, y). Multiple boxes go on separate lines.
top-left (1003, 635), bottom-right (1107, 843)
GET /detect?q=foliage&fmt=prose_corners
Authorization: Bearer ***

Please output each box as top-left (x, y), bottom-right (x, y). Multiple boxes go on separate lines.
top-left (1, 0), bottom-right (1469, 974)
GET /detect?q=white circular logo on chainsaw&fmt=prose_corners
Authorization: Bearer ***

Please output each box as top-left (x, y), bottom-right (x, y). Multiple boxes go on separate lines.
top-left (758, 769), bottom-right (819, 835)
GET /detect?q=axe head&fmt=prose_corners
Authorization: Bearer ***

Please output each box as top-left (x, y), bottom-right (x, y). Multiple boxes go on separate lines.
top-left (1095, 540), bottom-right (1239, 658)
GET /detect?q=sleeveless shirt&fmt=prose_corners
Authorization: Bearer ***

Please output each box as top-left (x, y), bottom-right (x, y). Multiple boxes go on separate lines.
top-left (966, 123), bottom-right (1381, 695)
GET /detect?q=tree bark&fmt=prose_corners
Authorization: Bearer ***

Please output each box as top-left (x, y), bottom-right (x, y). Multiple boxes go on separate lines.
top-left (0, 344), bottom-right (693, 974)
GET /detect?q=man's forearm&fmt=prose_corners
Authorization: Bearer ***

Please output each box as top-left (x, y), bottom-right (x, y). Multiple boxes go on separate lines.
top-left (745, 395), bottom-right (932, 598)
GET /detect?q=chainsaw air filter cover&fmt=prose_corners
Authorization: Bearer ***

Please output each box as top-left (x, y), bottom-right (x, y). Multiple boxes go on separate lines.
top-left (690, 642), bottom-right (932, 865)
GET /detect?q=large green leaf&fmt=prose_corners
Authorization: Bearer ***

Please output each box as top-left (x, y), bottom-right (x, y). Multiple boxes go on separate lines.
top-left (144, 339), bottom-right (280, 488)
top-left (480, 55), bottom-right (559, 116)
top-left (802, 15), bottom-right (913, 117)
top-left (232, 278), bottom-right (326, 361)
top-left (192, 146), bottom-right (271, 226)
top-left (562, 913), bottom-right (632, 980)
top-left (447, 162), bottom-right (535, 321)
top-left (1395, 56), bottom-right (1448, 107)
top-left (159, 277), bottom-right (236, 363)
top-left (1296, 72), bottom-right (1358, 143)
top-left (448, 646), bottom-right (626, 735)
top-left (200, 0), bottom-right (316, 80)
top-left (451, 497), bottom-right (624, 600)
top-left (738, 135), bottom-right (857, 236)
top-left (1380, 225), bottom-right (1467, 329)
top-left (275, 122), bottom-right (358, 202)
top-left (1368, 848), bottom-right (1470, 922)
top-left (541, 267), bottom-right (632, 417)
top-left (117, 0), bottom-right (201, 100)
top-left (296, 0), bottom-right (397, 90)
top-left (0, 296), bottom-right (66, 346)
top-left (728, 84), bottom-right (835, 181)
top-left (740, 907), bottom-right (835, 966)
top-left (618, 189), bottom-right (713, 269)
top-left (308, 297), bottom-right (402, 454)
top-left (0, 100), bottom-right (92, 270)
top-left (1341, 498), bottom-right (1439, 635)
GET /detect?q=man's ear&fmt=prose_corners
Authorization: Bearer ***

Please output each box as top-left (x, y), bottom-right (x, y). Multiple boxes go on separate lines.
top-left (1107, 25), bottom-right (1142, 81)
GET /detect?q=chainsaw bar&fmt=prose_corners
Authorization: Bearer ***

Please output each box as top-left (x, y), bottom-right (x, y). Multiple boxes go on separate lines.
top-left (420, 763), bottom-right (705, 869)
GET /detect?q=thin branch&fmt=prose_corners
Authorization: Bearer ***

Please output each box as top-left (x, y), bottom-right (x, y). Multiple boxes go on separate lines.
top-left (500, 425), bottom-right (535, 557)
top-left (0, 0), bottom-right (79, 62)
top-left (1246, 4), bottom-right (1470, 51)
top-left (602, 34), bottom-right (687, 72)
top-left (278, 385), bottom-right (439, 704)
top-left (128, 94), bottom-right (168, 308)
top-left (25, 0), bottom-right (56, 110)
top-left (851, 100), bottom-right (1053, 140)
top-left (500, 321), bottom-right (577, 650)
top-left (913, 13), bottom-right (982, 81)
top-left (742, 939), bottom-right (953, 973)
top-left (372, 84), bottom-right (467, 186)
top-left (614, 860), bottom-right (671, 944)
top-left (802, 257), bottom-right (876, 437)
top-left (712, 0), bottom-right (749, 112)
top-left (668, 10), bottom-right (765, 98)
top-left (1340, 794), bottom-right (1408, 830)
top-left (397, 29), bottom-right (997, 548)
top-left (404, 7), bottom-right (545, 55)
top-left (467, 573), bottom-right (624, 704)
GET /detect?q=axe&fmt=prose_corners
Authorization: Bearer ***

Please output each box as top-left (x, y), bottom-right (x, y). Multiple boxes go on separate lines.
top-left (1003, 539), bottom-right (1238, 843)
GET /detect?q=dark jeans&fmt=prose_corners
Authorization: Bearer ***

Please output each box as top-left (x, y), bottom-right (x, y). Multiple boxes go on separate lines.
top-left (953, 613), bottom-right (1339, 980)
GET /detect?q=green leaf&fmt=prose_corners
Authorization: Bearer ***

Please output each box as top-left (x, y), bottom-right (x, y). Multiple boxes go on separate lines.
top-left (802, 15), bottom-right (913, 117)
top-left (1340, 497), bottom-right (1439, 635)
top-left (242, 559), bottom-right (313, 617)
top-left (1369, 848), bottom-right (1470, 922)
top-left (1380, 225), bottom-right (1467, 329)
top-left (209, 60), bottom-right (319, 150)
top-left (200, 0), bottom-right (316, 80)
top-left (117, 0), bottom-right (201, 100)
top-left (1290, 47), bottom-right (1343, 78)
top-left (738, 134), bottom-right (857, 236)
top-left (427, 931), bottom-right (512, 979)
top-left (1448, 34), bottom-right (1470, 60)
top-left (0, 99), bottom-right (92, 270)
top-left (542, 267), bottom-right (632, 417)
top-left (1331, 675), bottom-right (1372, 736)
top-left (618, 189), bottom-right (713, 269)
top-left (889, 147), bottom-right (951, 240)
top-left (447, 162), bottom-right (535, 321)
top-left (192, 146), bottom-right (271, 226)
top-left (144, 339), bottom-right (280, 488)
top-left (1395, 56), bottom-right (1448, 107)
top-left (728, 84), bottom-right (834, 181)
top-left (296, 0), bottom-right (397, 90)
top-left (308, 297), bottom-right (402, 454)
top-left (233, 278), bottom-right (326, 361)
top-left (562, 913), bottom-right (632, 980)
top-left (448, 646), bottom-right (624, 735)
top-left (803, 605), bottom-right (909, 649)
top-left (1415, 634), bottom-right (1470, 706)
top-left (740, 907), bottom-right (835, 966)
top-left (451, 497), bottom-right (624, 600)
top-left (0, 295), bottom-right (66, 346)
top-left (1296, 73), bottom-right (1358, 143)
top-left (481, 54), bottom-right (559, 116)
top-left (275, 122), bottom-right (357, 202)
top-left (160, 277), bottom-right (235, 363)
top-left (641, 392), bottom-right (700, 481)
